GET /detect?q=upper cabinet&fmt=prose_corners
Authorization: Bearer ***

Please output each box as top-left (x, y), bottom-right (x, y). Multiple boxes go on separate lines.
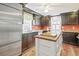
top-left (69, 13), bottom-right (78, 24)
top-left (61, 12), bottom-right (78, 25)
top-left (61, 14), bottom-right (69, 25)
top-left (33, 15), bottom-right (50, 26)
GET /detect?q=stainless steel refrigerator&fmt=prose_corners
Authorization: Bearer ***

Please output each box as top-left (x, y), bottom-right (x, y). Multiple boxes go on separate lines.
top-left (0, 3), bottom-right (22, 56)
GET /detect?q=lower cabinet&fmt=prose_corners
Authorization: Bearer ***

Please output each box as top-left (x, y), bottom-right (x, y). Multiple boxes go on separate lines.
top-left (78, 39), bottom-right (79, 46)
top-left (35, 35), bottom-right (63, 56)
top-left (62, 32), bottom-right (78, 46)
top-left (22, 34), bottom-right (28, 52)
top-left (22, 32), bottom-right (38, 52)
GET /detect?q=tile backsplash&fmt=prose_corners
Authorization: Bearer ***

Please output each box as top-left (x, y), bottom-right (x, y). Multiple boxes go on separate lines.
top-left (62, 25), bottom-right (79, 31)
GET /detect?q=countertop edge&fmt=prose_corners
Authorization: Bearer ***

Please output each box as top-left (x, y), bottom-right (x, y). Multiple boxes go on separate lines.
top-left (35, 33), bottom-right (61, 42)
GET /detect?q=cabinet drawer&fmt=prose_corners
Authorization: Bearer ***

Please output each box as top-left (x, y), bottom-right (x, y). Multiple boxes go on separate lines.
top-left (38, 39), bottom-right (56, 47)
top-left (0, 41), bottom-right (21, 56)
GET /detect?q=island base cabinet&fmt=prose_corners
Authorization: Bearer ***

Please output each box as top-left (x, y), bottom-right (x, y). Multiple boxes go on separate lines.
top-left (35, 36), bottom-right (63, 56)
top-left (36, 39), bottom-right (57, 56)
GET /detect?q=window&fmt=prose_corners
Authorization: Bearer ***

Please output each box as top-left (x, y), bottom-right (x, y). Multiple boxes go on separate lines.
top-left (50, 16), bottom-right (61, 36)
top-left (23, 12), bottom-right (33, 33)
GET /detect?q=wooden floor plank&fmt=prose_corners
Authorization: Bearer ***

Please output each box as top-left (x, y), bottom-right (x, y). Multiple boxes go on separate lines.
top-left (62, 43), bottom-right (79, 56)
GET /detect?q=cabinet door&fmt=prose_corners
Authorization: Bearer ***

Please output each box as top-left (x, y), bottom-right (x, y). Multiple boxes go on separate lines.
top-left (28, 33), bottom-right (33, 48)
top-left (61, 15), bottom-right (69, 25)
top-left (32, 32), bottom-right (38, 45)
top-left (77, 10), bottom-right (79, 24)
top-left (68, 14), bottom-right (78, 24)
top-left (61, 12), bottom-right (78, 25)
top-left (63, 32), bottom-right (78, 45)
top-left (22, 34), bottom-right (28, 52)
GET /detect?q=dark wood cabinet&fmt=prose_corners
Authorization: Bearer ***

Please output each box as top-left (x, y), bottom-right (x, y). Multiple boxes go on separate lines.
top-left (32, 32), bottom-right (38, 45)
top-left (77, 10), bottom-right (79, 24)
top-left (27, 33), bottom-right (33, 48)
top-left (61, 14), bottom-right (69, 25)
top-left (78, 39), bottom-right (79, 46)
top-left (22, 32), bottom-right (38, 52)
top-left (22, 34), bottom-right (28, 52)
top-left (61, 12), bottom-right (78, 25)
top-left (69, 13), bottom-right (78, 24)
top-left (62, 32), bottom-right (78, 46)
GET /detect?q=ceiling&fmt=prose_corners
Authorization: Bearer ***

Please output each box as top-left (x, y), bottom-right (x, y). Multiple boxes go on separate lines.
top-left (25, 3), bottom-right (79, 16)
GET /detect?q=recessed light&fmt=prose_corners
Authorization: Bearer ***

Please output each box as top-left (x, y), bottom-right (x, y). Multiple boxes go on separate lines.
top-left (44, 9), bottom-right (48, 12)
top-left (25, 4), bottom-right (28, 7)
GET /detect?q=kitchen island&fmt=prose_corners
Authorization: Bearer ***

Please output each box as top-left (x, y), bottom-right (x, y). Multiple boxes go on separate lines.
top-left (35, 32), bottom-right (63, 56)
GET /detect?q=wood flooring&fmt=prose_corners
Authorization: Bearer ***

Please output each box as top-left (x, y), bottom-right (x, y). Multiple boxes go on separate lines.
top-left (22, 46), bottom-right (35, 56)
top-left (62, 43), bottom-right (79, 56)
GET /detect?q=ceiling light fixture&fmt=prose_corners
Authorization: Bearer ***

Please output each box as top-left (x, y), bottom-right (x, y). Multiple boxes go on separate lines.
top-left (44, 9), bottom-right (48, 12)
top-left (25, 4), bottom-right (28, 7)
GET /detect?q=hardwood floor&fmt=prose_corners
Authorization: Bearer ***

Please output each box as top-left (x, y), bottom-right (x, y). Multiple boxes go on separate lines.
top-left (22, 46), bottom-right (35, 56)
top-left (22, 43), bottom-right (79, 56)
top-left (62, 43), bottom-right (79, 56)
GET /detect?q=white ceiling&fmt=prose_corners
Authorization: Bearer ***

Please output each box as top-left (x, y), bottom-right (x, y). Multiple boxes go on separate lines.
top-left (26, 3), bottom-right (79, 16)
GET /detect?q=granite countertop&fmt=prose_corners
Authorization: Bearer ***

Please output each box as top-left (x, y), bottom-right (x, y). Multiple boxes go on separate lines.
top-left (62, 30), bottom-right (79, 33)
top-left (35, 32), bottom-right (61, 42)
